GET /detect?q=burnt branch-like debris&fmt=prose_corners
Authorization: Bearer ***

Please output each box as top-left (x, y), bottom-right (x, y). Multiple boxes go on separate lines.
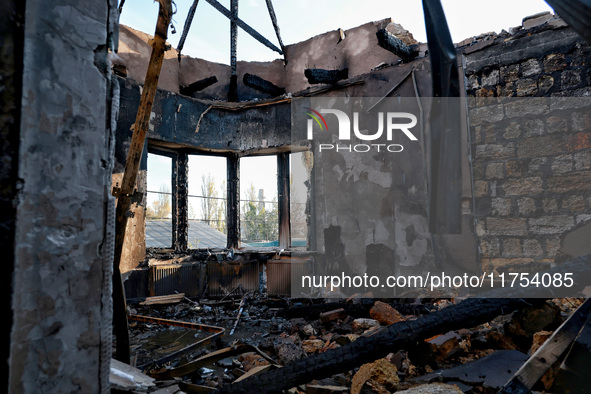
top-left (376, 29), bottom-right (419, 62)
top-left (243, 73), bottom-right (285, 97)
top-left (304, 68), bottom-right (348, 84)
top-left (180, 76), bottom-right (218, 97)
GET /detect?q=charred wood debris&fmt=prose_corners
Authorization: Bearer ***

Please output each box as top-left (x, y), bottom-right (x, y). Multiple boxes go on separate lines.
top-left (113, 282), bottom-right (587, 394)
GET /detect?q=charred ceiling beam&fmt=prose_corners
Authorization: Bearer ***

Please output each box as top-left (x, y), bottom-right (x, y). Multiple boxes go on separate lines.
top-left (243, 73), bottom-right (285, 97)
top-left (544, 0), bottom-right (591, 43)
top-left (112, 0), bottom-right (173, 363)
top-left (177, 0), bottom-right (200, 60)
top-left (304, 68), bottom-right (349, 85)
top-left (422, 0), bottom-right (462, 234)
top-left (180, 76), bottom-right (218, 97)
top-left (228, 0), bottom-right (238, 102)
top-left (204, 0), bottom-right (283, 54)
top-left (376, 29), bottom-right (419, 62)
top-left (264, 0), bottom-right (285, 55)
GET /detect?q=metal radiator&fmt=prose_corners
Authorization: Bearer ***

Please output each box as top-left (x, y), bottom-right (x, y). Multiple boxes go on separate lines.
top-left (207, 260), bottom-right (259, 298)
top-left (267, 258), bottom-right (313, 297)
top-left (149, 263), bottom-right (204, 298)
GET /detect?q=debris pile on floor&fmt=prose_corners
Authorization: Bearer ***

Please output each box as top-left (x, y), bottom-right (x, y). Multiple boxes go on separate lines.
top-left (112, 295), bottom-right (586, 393)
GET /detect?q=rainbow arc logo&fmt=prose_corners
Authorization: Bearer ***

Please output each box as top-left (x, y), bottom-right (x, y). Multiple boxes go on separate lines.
top-left (305, 108), bottom-right (329, 132)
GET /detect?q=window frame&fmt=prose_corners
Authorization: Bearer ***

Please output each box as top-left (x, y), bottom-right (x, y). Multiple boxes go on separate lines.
top-left (146, 143), bottom-right (312, 252)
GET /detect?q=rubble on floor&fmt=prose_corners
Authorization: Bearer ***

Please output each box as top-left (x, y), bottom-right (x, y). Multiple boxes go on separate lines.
top-left (113, 296), bottom-right (587, 393)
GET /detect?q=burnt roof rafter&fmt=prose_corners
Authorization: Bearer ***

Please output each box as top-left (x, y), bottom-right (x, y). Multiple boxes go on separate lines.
top-left (176, 0), bottom-right (285, 62)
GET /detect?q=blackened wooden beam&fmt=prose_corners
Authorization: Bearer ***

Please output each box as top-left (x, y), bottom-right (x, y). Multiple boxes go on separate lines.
top-left (226, 154), bottom-right (240, 249)
top-left (204, 0), bottom-right (283, 54)
top-left (177, 153), bottom-right (189, 252)
top-left (376, 29), bottom-right (419, 62)
top-left (277, 153), bottom-right (290, 249)
top-left (264, 0), bottom-right (285, 54)
top-left (180, 75), bottom-right (218, 96)
top-left (177, 0), bottom-right (200, 59)
top-left (228, 0), bottom-right (238, 102)
top-left (304, 68), bottom-right (348, 85)
top-left (112, 0), bottom-right (172, 364)
top-left (243, 73), bottom-right (285, 97)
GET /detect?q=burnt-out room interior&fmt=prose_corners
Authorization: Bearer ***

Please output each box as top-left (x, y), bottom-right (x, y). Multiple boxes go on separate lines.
top-left (3, 0), bottom-right (591, 393)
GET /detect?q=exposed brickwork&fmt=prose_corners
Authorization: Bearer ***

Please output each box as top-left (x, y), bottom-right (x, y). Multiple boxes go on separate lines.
top-left (462, 16), bottom-right (591, 273)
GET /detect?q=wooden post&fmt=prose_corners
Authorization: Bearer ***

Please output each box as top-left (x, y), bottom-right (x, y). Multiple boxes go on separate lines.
top-left (171, 152), bottom-right (179, 249)
top-left (277, 153), bottom-right (290, 249)
top-left (228, 0), bottom-right (238, 102)
top-left (226, 154), bottom-right (240, 249)
top-left (177, 152), bottom-right (189, 252)
top-left (112, 0), bottom-right (172, 363)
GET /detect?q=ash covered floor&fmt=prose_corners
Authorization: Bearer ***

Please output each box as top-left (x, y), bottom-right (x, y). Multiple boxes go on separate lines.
top-left (113, 295), bottom-right (585, 393)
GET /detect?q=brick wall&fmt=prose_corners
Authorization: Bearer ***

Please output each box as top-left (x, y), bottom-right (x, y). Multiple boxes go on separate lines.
top-left (462, 14), bottom-right (591, 274)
